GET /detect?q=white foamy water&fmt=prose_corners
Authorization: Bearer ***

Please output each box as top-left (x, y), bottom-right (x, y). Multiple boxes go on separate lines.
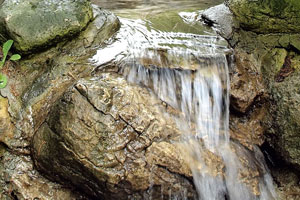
top-left (91, 16), bottom-right (276, 200)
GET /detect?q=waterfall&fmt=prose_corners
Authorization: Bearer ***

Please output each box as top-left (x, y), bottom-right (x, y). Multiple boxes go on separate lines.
top-left (92, 17), bottom-right (276, 200)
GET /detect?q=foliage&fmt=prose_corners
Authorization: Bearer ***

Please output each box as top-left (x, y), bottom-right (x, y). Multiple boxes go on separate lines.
top-left (0, 40), bottom-right (21, 89)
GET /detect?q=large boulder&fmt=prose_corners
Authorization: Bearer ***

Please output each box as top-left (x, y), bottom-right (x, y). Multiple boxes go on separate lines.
top-left (32, 73), bottom-right (199, 199)
top-left (0, 0), bottom-right (93, 53)
top-left (30, 71), bottom-right (276, 199)
top-left (225, 0), bottom-right (300, 33)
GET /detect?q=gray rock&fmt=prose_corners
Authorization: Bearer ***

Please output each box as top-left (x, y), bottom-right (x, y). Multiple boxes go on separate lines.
top-left (201, 4), bottom-right (234, 39)
top-left (0, 0), bottom-right (93, 53)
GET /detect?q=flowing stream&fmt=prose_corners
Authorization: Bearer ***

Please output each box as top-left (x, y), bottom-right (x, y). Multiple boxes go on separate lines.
top-left (91, 1), bottom-right (277, 199)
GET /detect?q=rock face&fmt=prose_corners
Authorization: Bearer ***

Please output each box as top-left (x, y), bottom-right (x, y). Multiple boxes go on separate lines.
top-left (224, 8), bottom-right (300, 196)
top-left (0, 4), bottom-right (120, 199)
top-left (230, 50), bottom-right (264, 113)
top-left (225, 0), bottom-right (300, 33)
top-left (0, 0), bottom-right (93, 52)
top-left (2, 0), bottom-right (297, 199)
top-left (32, 73), bottom-right (197, 199)
top-left (30, 72), bottom-right (271, 199)
top-left (0, 147), bottom-right (82, 200)
top-left (261, 48), bottom-right (300, 169)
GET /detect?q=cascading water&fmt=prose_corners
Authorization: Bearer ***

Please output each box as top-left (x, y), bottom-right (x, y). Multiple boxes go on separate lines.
top-left (91, 13), bottom-right (277, 200)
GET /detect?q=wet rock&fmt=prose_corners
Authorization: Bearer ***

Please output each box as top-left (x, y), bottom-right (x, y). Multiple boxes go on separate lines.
top-left (225, 0), bottom-right (300, 33)
top-left (201, 4), bottom-right (234, 39)
top-left (29, 72), bottom-right (275, 199)
top-left (213, 2), bottom-right (300, 196)
top-left (0, 5), bottom-right (120, 200)
top-left (0, 6), bottom-right (120, 146)
top-left (230, 50), bottom-right (264, 113)
top-left (0, 0), bottom-right (93, 53)
top-left (0, 146), bottom-right (83, 200)
top-left (230, 106), bottom-right (266, 150)
top-left (32, 73), bottom-right (197, 199)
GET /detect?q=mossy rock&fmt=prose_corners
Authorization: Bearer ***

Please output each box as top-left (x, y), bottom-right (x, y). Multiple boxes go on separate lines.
top-left (0, 0), bottom-right (93, 53)
top-left (261, 49), bottom-right (300, 169)
top-left (226, 0), bottom-right (300, 33)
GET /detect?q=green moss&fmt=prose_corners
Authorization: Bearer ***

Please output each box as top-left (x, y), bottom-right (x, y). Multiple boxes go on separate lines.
top-left (0, 0), bottom-right (93, 53)
top-left (227, 0), bottom-right (300, 33)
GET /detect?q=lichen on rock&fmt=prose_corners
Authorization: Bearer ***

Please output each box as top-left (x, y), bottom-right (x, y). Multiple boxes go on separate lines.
top-left (225, 0), bottom-right (300, 33)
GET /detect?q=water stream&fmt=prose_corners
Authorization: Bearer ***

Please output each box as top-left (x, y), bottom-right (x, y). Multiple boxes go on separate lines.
top-left (91, 1), bottom-right (277, 199)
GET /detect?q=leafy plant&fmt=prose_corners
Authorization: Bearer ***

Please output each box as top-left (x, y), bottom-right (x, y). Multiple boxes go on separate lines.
top-left (0, 40), bottom-right (21, 88)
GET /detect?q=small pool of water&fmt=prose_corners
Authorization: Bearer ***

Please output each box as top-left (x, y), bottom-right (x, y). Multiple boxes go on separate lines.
top-left (91, 0), bottom-right (228, 69)
top-left (91, 0), bottom-right (223, 18)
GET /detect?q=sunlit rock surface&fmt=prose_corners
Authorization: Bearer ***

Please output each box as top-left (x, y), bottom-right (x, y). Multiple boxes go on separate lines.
top-left (0, 0), bottom-right (93, 52)
top-left (32, 73), bottom-right (198, 199)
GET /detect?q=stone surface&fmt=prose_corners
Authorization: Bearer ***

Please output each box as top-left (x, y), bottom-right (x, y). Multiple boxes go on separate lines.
top-left (31, 73), bottom-right (270, 199)
top-left (230, 106), bottom-right (266, 150)
top-left (230, 50), bottom-right (264, 113)
top-left (32, 73), bottom-right (198, 199)
top-left (225, 0), bottom-right (300, 33)
top-left (0, 6), bottom-right (120, 148)
top-left (226, 23), bottom-right (300, 198)
top-left (0, 146), bottom-right (84, 199)
top-left (0, 0), bottom-right (93, 52)
top-left (0, 96), bottom-right (15, 147)
top-left (201, 3), bottom-right (234, 39)
top-left (261, 49), bottom-right (300, 169)
top-left (0, 5), bottom-right (120, 199)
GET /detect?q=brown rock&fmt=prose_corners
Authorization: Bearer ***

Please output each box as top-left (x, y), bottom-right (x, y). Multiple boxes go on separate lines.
top-left (0, 150), bottom-right (82, 200)
top-left (230, 106), bottom-right (266, 150)
top-left (230, 50), bottom-right (264, 113)
top-left (0, 96), bottom-right (15, 146)
top-left (32, 73), bottom-right (197, 199)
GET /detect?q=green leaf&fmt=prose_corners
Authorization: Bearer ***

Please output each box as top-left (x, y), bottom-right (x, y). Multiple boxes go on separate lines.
top-left (10, 54), bottom-right (21, 61)
top-left (0, 73), bottom-right (7, 89)
top-left (2, 40), bottom-right (13, 58)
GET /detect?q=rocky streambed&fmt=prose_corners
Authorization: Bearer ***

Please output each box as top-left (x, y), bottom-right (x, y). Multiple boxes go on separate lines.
top-left (0, 0), bottom-right (299, 199)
